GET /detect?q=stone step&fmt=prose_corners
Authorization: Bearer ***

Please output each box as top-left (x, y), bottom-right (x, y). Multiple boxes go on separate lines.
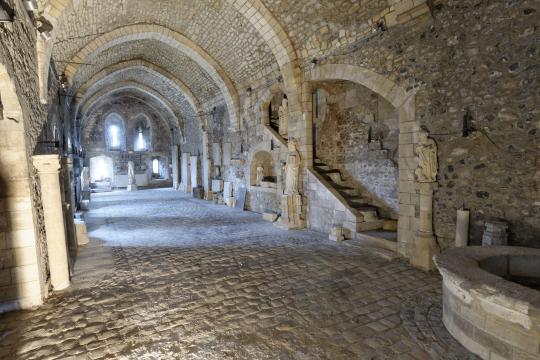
top-left (356, 219), bottom-right (384, 232)
top-left (327, 172), bottom-right (342, 184)
top-left (351, 231), bottom-right (398, 253)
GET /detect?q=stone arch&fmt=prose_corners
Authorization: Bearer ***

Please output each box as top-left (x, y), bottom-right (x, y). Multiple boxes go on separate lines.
top-left (81, 92), bottom-right (178, 150)
top-left (250, 151), bottom-right (276, 187)
top-left (63, 24), bottom-right (240, 129)
top-left (0, 63), bottom-right (46, 311)
top-left (305, 63), bottom-right (417, 260)
top-left (74, 60), bottom-right (204, 128)
top-left (41, 0), bottom-right (302, 117)
top-left (79, 82), bottom-right (183, 136)
top-left (247, 142), bottom-right (280, 191)
top-left (259, 85), bottom-right (286, 127)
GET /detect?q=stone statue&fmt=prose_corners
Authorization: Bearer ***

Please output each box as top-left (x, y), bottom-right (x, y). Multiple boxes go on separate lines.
top-left (256, 163), bottom-right (264, 186)
top-left (128, 161), bottom-right (136, 185)
top-left (127, 161), bottom-right (137, 191)
top-left (81, 167), bottom-right (90, 191)
top-left (284, 138), bottom-right (300, 195)
top-left (415, 128), bottom-right (438, 183)
top-left (278, 97), bottom-right (288, 138)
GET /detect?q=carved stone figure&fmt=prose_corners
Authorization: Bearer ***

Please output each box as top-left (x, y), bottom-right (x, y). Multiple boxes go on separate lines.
top-left (128, 161), bottom-right (136, 185)
top-left (284, 139), bottom-right (300, 195)
top-left (415, 128), bottom-right (438, 183)
top-left (81, 167), bottom-right (90, 191)
top-left (127, 161), bottom-right (137, 191)
top-left (278, 97), bottom-right (288, 138)
top-left (256, 163), bottom-right (264, 186)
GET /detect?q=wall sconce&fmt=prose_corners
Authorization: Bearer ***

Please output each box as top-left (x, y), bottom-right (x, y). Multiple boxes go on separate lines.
top-left (0, 2), bottom-right (15, 23)
top-left (246, 87), bottom-right (252, 96)
top-left (310, 58), bottom-right (318, 70)
top-left (36, 16), bottom-right (53, 40)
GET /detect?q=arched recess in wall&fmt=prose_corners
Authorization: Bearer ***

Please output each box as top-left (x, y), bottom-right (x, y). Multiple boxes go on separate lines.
top-left (305, 64), bottom-right (417, 258)
top-left (0, 63), bottom-right (47, 311)
top-left (62, 25), bottom-right (240, 130)
top-left (248, 142), bottom-right (280, 191)
top-left (41, 0), bottom-right (302, 118)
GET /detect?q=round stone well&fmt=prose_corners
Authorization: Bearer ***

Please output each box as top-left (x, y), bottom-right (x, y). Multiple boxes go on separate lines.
top-left (434, 246), bottom-right (540, 360)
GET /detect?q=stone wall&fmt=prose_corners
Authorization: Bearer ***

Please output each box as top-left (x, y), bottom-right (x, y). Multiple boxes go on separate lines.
top-left (83, 99), bottom-right (173, 187)
top-left (303, 1), bottom-right (539, 249)
top-left (0, 1), bottom-right (60, 312)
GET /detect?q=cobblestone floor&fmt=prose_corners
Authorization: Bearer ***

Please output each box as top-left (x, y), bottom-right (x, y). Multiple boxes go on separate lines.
top-left (0, 189), bottom-right (476, 359)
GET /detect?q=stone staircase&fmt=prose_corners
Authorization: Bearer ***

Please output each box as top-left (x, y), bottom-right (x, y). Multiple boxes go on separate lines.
top-left (312, 158), bottom-right (386, 232)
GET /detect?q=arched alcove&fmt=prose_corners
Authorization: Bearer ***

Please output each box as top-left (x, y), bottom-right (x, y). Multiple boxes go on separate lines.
top-left (306, 63), bottom-right (417, 260)
top-left (89, 155), bottom-right (114, 186)
top-left (250, 150), bottom-right (276, 188)
top-left (262, 91), bottom-right (288, 140)
top-left (151, 156), bottom-right (169, 180)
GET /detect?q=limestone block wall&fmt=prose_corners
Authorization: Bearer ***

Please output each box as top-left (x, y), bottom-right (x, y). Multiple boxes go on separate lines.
top-left (0, 1), bottom-right (61, 312)
top-left (305, 170), bottom-right (356, 236)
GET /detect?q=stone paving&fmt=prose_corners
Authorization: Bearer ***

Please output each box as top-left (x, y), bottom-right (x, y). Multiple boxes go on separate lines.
top-left (0, 189), bottom-right (475, 359)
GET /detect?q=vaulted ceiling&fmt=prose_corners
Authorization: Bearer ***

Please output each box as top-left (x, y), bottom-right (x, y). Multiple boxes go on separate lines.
top-left (40, 0), bottom-right (387, 138)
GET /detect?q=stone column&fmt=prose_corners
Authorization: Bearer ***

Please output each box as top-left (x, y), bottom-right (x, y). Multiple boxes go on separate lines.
top-left (171, 145), bottom-right (180, 190)
top-left (62, 157), bottom-right (78, 256)
top-left (411, 182), bottom-right (438, 271)
top-left (33, 155), bottom-right (70, 291)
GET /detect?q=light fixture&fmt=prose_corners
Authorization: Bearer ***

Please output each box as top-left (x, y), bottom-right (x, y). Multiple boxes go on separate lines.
top-left (36, 16), bottom-right (53, 40)
top-left (0, 2), bottom-right (15, 23)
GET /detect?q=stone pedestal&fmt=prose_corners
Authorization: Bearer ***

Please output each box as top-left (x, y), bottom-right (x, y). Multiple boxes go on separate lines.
top-left (411, 182), bottom-right (439, 271)
top-left (482, 221), bottom-right (508, 246)
top-left (74, 219), bottom-right (89, 246)
top-left (33, 155), bottom-right (70, 291)
top-left (329, 226), bottom-right (345, 242)
top-left (127, 184), bottom-right (138, 191)
top-left (275, 194), bottom-right (305, 230)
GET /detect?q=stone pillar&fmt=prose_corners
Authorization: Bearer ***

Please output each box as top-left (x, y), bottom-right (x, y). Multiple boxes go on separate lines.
top-left (180, 153), bottom-right (191, 193)
top-left (410, 182), bottom-right (438, 271)
top-left (62, 157), bottom-right (77, 256)
top-left (171, 145), bottom-right (180, 190)
top-left (33, 155), bottom-right (70, 291)
top-left (190, 155), bottom-right (199, 190)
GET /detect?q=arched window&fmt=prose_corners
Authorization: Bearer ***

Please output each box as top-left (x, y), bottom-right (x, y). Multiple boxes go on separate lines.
top-left (136, 125), bottom-right (146, 151)
top-left (152, 158), bottom-right (159, 175)
top-left (104, 113), bottom-right (125, 151)
top-left (110, 125), bottom-right (119, 148)
top-left (132, 115), bottom-right (151, 152)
